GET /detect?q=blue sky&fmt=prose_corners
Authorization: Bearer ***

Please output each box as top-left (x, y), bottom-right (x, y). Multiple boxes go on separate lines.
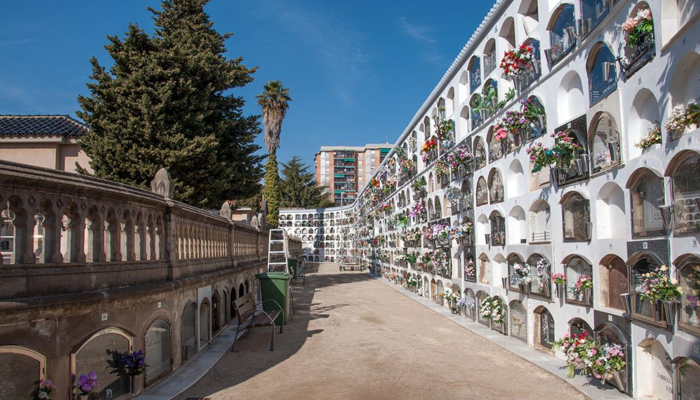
top-left (0, 0), bottom-right (496, 168)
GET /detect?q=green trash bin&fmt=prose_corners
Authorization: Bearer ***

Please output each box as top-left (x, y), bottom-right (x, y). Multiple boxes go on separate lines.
top-left (255, 272), bottom-right (291, 325)
top-left (287, 258), bottom-right (298, 277)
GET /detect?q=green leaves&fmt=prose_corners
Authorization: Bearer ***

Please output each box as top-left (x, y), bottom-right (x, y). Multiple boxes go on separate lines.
top-left (77, 0), bottom-right (263, 208)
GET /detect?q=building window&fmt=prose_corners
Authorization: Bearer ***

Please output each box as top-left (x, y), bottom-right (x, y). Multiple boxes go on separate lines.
top-left (589, 112), bottom-right (621, 174)
top-left (677, 358), bottom-right (700, 399)
top-left (565, 256), bottom-right (593, 305)
top-left (629, 252), bottom-right (663, 322)
top-left (75, 329), bottom-right (131, 399)
top-left (547, 4), bottom-right (576, 67)
top-left (580, 0), bottom-right (609, 37)
top-left (182, 303), bottom-right (197, 363)
top-left (145, 319), bottom-right (172, 385)
top-left (528, 253), bottom-right (551, 298)
top-left (490, 211), bottom-right (505, 246)
top-left (476, 177), bottom-right (488, 206)
top-left (468, 56), bottom-right (481, 93)
top-left (678, 255), bottom-right (700, 335)
top-left (672, 152), bottom-right (700, 236)
top-left (488, 169), bottom-right (503, 204)
top-left (629, 169), bottom-right (666, 238)
top-left (0, 347), bottom-right (45, 400)
top-left (474, 137), bottom-right (486, 170)
top-left (562, 193), bottom-right (591, 241)
top-left (588, 43), bottom-right (618, 106)
top-left (509, 301), bottom-right (527, 342)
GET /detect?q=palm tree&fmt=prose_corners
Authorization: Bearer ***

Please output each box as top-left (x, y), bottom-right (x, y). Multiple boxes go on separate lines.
top-left (257, 80), bottom-right (291, 228)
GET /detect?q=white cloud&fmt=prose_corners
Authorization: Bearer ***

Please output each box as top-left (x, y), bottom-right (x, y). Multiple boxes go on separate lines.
top-left (399, 16), bottom-right (443, 65)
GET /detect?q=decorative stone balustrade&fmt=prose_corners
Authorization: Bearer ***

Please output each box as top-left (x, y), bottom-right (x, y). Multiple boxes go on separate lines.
top-left (0, 161), bottom-right (298, 301)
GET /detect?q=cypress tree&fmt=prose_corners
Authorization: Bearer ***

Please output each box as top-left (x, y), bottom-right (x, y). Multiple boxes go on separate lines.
top-left (76, 0), bottom-right (264, 208)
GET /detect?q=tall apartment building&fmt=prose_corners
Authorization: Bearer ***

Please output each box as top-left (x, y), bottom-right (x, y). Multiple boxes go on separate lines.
top-left (314, 144), bottom-right (391, 205)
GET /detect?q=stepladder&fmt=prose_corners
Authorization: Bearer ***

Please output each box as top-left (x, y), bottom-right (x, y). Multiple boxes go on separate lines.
top-left (267, 229), bottom-right (289, 273)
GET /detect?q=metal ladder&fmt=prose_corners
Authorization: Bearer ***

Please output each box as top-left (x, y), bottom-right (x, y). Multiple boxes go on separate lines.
top-left (267, 228), bottom-right (288, 273)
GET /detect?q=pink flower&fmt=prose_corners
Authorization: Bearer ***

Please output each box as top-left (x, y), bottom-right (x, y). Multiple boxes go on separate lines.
top-left (621, 18), bottom-right (637, 32)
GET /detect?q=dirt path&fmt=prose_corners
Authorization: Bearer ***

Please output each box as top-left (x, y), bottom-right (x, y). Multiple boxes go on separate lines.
top-left (175, 263), bottom-right (587, 400)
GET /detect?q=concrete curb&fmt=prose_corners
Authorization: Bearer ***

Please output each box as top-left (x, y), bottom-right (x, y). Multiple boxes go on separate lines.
top-left (372, 273), bottom-right (630, 400)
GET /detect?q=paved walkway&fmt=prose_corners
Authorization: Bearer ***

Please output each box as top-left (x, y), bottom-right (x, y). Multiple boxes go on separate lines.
top-left (160, 263), bottom-right (627, 400)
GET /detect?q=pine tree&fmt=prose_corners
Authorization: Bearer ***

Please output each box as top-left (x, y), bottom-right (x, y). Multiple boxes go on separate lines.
top-left (76, 0), bottom-right (264, 208)
top-left (280, 156), bottom-right (332, 208)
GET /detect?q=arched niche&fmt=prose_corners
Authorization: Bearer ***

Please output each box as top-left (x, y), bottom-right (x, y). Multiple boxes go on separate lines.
top-left (507, 206), bottom-right (526, 245)
top-left (533, 306), bottom-right (555, 351)
top-left (499, 17), bottom-right (516, 50)
top-left (627, 167), bottom-right (666, 238)
top-left (546, 4), bottom-right (576, 66)
top-left (483, 38), bottom-right (497, 77)
top-left (557, 71), bottom-right (585, 123)
top-left (595, 182), bottom-right (626, 239)
top-left (628, 89), bottom-right (661, 160)
top-left (475, 177), bottom-right (488, 206)
top-left (74, 328), bottom-right (132, 397)
top-left (478, 253), bottom-right (491, 285)
top-left (667, 151), bottom-right (700, 236)
top-left (529, 199), bottom-right (551, 243)
top-left (144, 318), bottom-right (172, 385)
top-left (488, 169), bottom-right (504, 204)
top-left (476, 214), bottom-right (489, 246)
top-left (589, 111), bottom-right (621, 174)
top-left (518, 0), bottom-right (539, 35)
top-left (474, 136), bottom-right (487, 170)
top-left (509, 300), bottom-right (528, 342)
top-left (490, 211), bottom-right (506, 246)
top-left (507, 159), bottom-right (525, 199)
top-left (468, 56), bottom-right (481, 93)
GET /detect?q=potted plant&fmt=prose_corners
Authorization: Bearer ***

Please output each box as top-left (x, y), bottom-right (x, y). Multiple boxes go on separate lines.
top-left (31, 379), bottom-right (57, 400)
top-left (75, 372), bottom-right (98, 400)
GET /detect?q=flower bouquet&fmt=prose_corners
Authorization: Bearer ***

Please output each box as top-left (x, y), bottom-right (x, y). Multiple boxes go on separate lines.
top-left (410, 176), bottom-right (427, 193)
top-left (76, 372), bottom-right (98, 399)
top-left (479, 295), bottom-right (493, 319)
top-left (447, 144), bottom-right (474, 169)
top-left (551, 332), bottom-right (598, 378)
top-left (500, 43), bottom-right (534, 79)
top-left (526, 142), bottom-right (556, 173)
top-left (620, 7), bottom-right (653, 48)
top-left (665, 101), bottom-right (700, 139)
top-left (635, 122), bottom-right (661, 149)
top-left (591, 343), bottom-right (626, 387)
top-left (32, 380), bottom-right (57, 400)
top-left (552, 273), bottom-right (566, 298)
top-left (638, 265), bottom-right (682, 323)
top-left (574, 275), bottom-right (593, 305)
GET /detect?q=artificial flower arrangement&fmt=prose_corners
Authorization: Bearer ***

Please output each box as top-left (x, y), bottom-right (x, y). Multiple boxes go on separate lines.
top-left (521, 97), bottom-right (545, 123)
top-left (665, 101), bottom-right (700, 137)
top-left (638, 265), bottom-right (682, 302)
top-left (405, 253), bottom-right (417, 264)
top-left (489, 297), bottom-right (506, 324)
top-left (500, 43), bottom-right (534, 79)
top-left (369, 177), bottom-right (380, 188)
top-left (447, 144), bottom-right (474, 168)
top-left (499, 110), bottom-right (529, 136)
top-left (635, 122), bottom-right (662, 149)
top-left (464, 260), bottom-right (476, 280)
top-left (432, 107), bottom-right (456, 141)
top-left (684, 264), bottom-right (700, 310)
top-left (401, 158), bottom-right (415, 174)
top-left (512, 262), bottom-right (532, 284)
top-left (551, 273), bottom-right (566, 285)
top-left (531, 258), bottom-right (550, 293)
top-left (411, 176), bottom-right (427, 192)
top-left (408, 201), bottom-right (425, 219)
top-left (419, 252), bottom-right (432, 269)
top-left (381, 203), bottom-right (392, 214)
top-left (573, 275), bottom-right (594, 302)
top-left (408, 137), bottom-right (418, 151)
top-left (434, 159), bottom-right (449, 177)
top-left (551, 332), bottom-right (602, 378)
top-left (493, 121), bottom-right (510, 142)
top-left (76, 372), bottom-right (98, 398)
top-left (527, 132), bottom-right (582, 173)
top-left (620, 7), bottom-right (654, 47)
top-left (421, 138), bottom-right (438, 154)
top-left (479, 295), bottom-right (493, 318)
top-left (108, 349), bottom-right (147, 378)
top-left (32, 380), bottom-right (57, 400)
top-left (431, 250), bottom-right (448, 269)
top-left (450, 221), bottom-right (473, 239)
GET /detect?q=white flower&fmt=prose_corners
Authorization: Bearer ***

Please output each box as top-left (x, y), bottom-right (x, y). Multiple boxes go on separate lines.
top-left (637, 8), bottom-right (652, 21)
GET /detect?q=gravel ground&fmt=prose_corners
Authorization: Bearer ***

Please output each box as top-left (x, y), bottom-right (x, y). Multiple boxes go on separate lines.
top-left (175, 263), bottom-right (588, 400)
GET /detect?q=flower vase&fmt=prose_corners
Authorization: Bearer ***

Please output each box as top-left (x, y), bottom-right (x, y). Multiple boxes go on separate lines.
top-left (582, 288), bottom-right (592, 306)
top-left (556, 282), bottom-right (565, 299)
top-left (501, 277), bottom-right (509, 290)
top-left (652, 300), bottom-right (664, 321)
top-left (79, 394), bottom-right (89, 400)
top-left (620, 293), bottom-right (632, 315)
top-left (612, 371), bottom-right (625, 391)
top-left (537, 115), bottom-right (546, 131)
top-left (663, 300), bottom-right (678, 326)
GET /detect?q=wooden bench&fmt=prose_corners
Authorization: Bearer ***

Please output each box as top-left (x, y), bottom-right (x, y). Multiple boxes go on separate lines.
top-left (230, 292), bottom-right (284, 352)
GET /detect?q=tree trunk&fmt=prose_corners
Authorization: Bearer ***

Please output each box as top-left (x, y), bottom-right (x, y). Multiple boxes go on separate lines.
top-left (264, 153), bottom-right (281, 228)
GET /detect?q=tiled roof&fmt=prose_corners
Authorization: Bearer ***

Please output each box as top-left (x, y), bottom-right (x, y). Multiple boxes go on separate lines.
top-left (0, 115), bottom-right (90, 137)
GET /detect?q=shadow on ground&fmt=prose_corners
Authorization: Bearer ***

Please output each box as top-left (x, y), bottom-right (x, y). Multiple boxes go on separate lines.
top-left (173, 262), bottom-right (372, 400)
